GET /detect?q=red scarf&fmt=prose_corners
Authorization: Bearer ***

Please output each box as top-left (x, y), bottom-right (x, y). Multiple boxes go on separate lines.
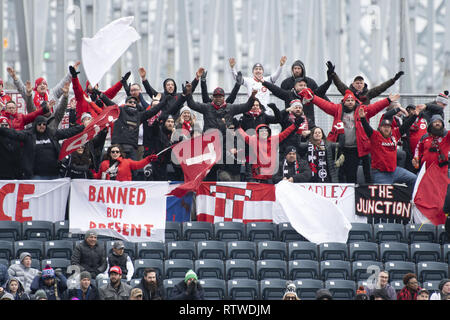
top-left (248, 110), bottom-right (262, 117)
top-left (182, 120), bottom-right (192, 133)
top-left (211, 102), bottom-right (226, 110)
top-left (33, 90), bottom-right (49, 108)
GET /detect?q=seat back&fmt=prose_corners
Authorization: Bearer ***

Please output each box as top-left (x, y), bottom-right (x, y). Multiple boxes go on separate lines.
top-left (165, 221), bottom-right (182, 241)
top-left (374, 223), bottom-right (405, 243)
top-left (199, 279), bottom-right (227, 300)
top-left (319, 242), bottom-right (348, 261)
top-left (137, 242), bottom-right (166, 260)
top-left (194, 259), bottom-right (225, 280)
top-left (227, 241), bottom-right (257, 260)
top-left (197, 241), bottom-right (226, 260)
top-left (246, 222), bottom-right (277, 241)
top-left (288, 242), bottom-right (318, 261)
top-left (384, 261), bottom-right (416, 281)
top-left (227, 279), bottom-right (259, 300)
top-left (277, 222), bottom-right (307, 242)
top-left (257, 241), bottom-right (287, 260)
top-left (14, 240), bottom-right (44, 260)
top-left (133, 259), bottom-right (164, 279)
top-left (164, 278), bottom-right (185, 298)
top-left (349, 242), bottom-right (379, 261)
top-left (22, 221), bottom-right (54, 241)
top-left (0, 221), bottom-right (21, 241)
top-left (294, 279), bottom-right (324, 300)
top-left (410, 243), bottom-right (441, 263)
top-left (288, 260), bottom-right (320, 280)
top-left (352, 260), bottom-right (384, 282)
top-left (44, 240), bottom-right (74, 259)
top-left (417, 262), bottom-right (449, 282)
top-left (320, 260), bottom-right (351, 280)
top-left (380, 242), bottom-right (409, 262)
top-left (348, 223), bottom-right (373, 242)
top-left (405, 224), bottom-right (436, 243)
top-left (0, 240), bottom-right (14, 260)
top-left (164, 259), bottom-right (194, 279)
top-left (226, 259), bottom-right (256, 280)
top-left (183, 221), bottom-right (213, 241)
top-left (167, 241), bottom-right (197, 260)
top-left (256, 260), bottom-right (287, 280)
top-left (214, 222), bottom-right (245, 241)
top-left (260, 279), bottom-right (289, 300)
top-left (325, 280), bottom-right (356, 300)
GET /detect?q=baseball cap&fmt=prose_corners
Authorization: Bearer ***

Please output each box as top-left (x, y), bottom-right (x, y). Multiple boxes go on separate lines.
top-left (130, 288), bottom-right (143, 298)
top-left (109, 266), bottom-right (122, 275)
top-left (113, 241), bottom-right (125, 250)
top-left (212, 87), bottom-right (225, 97)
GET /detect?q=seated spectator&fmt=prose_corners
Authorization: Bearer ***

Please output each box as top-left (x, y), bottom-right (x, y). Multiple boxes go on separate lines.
top-left (170, 270), bottom-right (204, 300)
top-left (0, 292), bottom-right (14, 300)
top-left (95, 144), bottom-right (158, 181)
top-left (63, 271), bottom-right (99, 301)
top-left (129, 288), bottom-right (143, 300)
top-left (59, 144), bottom-right (93, 179)
top-left (34, 289), bottom-right (47, 300)
top-left (134, 268), bottom-right (165, 300)
top-left (417, 288), bottom-right (430, 301)
top-left (355, 286), bottom-right (370, 300)
top-left (273, 146), bottom-right (311, 184)
top-left (71, 230), bottom-right (107, 280)
top-left (397, 273), bottom-right (421, 300)
top-left (372, 288), bottom-right (391, 301)
top-left (359, 107), bottom-right (418, 189)
top-left (30, 265), bottom-right (67, 300)
top-left (430, 279), bottom-right (450, 300)
top-left (282, 282), bottom-right (300, 301)
top-left (7, 252), bottom-right (39, 294)
top-left (315, 288), bottom-right (333, 300)
top-left (99, 266), bottom-right (132, 300)
top-left (104, 241), bottom-right (134, 282)
top-left (364, 270), bottom-right (397, 300)
top-left (4, 277), bottom-right (30, 300)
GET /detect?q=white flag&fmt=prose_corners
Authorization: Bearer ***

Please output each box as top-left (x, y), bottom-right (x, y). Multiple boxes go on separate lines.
top-left (82, 16), bottom-right (141, 87)
top-left (274, 180), bottom-right (352, 244)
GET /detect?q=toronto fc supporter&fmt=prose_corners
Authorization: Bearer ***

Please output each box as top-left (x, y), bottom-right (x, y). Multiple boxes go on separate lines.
top-left (359, 107), bottom-right (418, 189)
top-left (237, 116), bottom-right (304, 184)
top-left (0, 115), bottom-right (85, 180)
top-left (239, 99), bottom-right (280, 132)
top-left (228, 55), bottom-right (287, 109)
top-left (172, 106), bottom-right (197, 142)
top-left (0, 78), bottom-right (12, 109)
top-left (273, 145), bottom-right (311, 183)
top-left (303, 87), bottom-right (399, 183)
top-left (421, 91), bottom-right (448, 122)
top-left (0, 116), bottom-right (24, 179)
top-left (7, 63), bottom-right (77, 111)
top-left (198, 68), bottom-right (241, 104)
top-left (94, 144), bottom-right (158, 181)
top-left (69, 63), bottom-right (123, 123)
top-left (413, 114), bottom-right (450, 175)
top-left (299, 126), bottom-right (340, 183)
top-left (1, 99), bottom-right (49, 130)
top-left (59, 144), bottom-right (93, 179)
top-left (71, 230), bottom-right (107, 281)
top-left (264, 69), bottom-right (332, 123)
top-left (326, 60), bottom-right (404, 105)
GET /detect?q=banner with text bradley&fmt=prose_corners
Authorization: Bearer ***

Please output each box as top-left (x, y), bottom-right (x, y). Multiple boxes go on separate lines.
top-left (355, 184), bottom-right (413, 223)
top-left (69, 180), bottom-right (169, 242)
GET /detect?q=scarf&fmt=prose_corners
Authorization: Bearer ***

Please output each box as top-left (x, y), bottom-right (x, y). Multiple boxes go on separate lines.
top-left (182, 120), bottom-right (192, 133)
top-left (289, 114), bottom-right (308, 134)
top-left (211, 102), bottom-right (226, 110)
top-left (103, 160), bottom-right (119, 180)
top-left (429, 135), bottom-right (448, 167)
top-left (308, 140), bottom-right (328, 182)
top-left (282, 159), bottom-right (300, 178)
top-left (33, 90), bottom-right (49, 108)
top-left (248, 110), bottom-right (262, 117)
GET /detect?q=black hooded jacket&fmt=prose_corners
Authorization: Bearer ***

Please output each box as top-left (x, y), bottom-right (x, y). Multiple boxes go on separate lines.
top-left (280, 60), bottom-right (320, 94)
top-left (135, 275), bottom-right (166, 300)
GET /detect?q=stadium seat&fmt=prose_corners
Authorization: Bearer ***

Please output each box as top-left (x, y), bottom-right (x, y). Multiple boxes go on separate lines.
top-left (22, 220), bottom-right (54, 241)
top-left (14, 240), bottom-right (44, 260)
top-left (227, 279), bottom-right (259, 300)
top-left (105, 240), bottom-right (136, 260)
top-left (444, 244), bottom-right (450, 263)
top-left (194, 259), bottom-right (225, 279)
top-left (349, 242), bottom-right (379, 261)
top-left (136, 242), bottom-right (166, 260)
top-left (437, 225), bottom-right (449, 244)
top-left (225, 259), bottom-right (256, 280)
top-left (319, 242), bottom-right (348, 261)
top-left (352, 260), bottom-right (384, 282)
top-left (288, 242), bottom-right (318, 261)
top-left (44, 240), bottom-right (74, 259)
top-left (379, 242), bottom-right (409, 262)
top-left (167, 241), bottom-right (197, 260)
top-left (320, 260), bottom-right (351, 280)
top-left (0, 221), bottom-right (21, 241)
top-left (40, 258), bottom-right (71, 275)
top-left (373, 223), bottom-right (405, 243)
top-left (417, 261), bottom-right (449, 282)
top-left (384, 261), bottom-right (416, 281)
top-left (325, 280), bottom-right (356, 300)
top-left (165, 221), bottom-right (182, 241)
top-left (422, 281), bottom-right (442, 295)
top-left (0, 240), bottom-right (14, 260)
top-left (256, 260), bottom-right (287, 280)
top-left (294, 279), bottom-right (324, 300)
top-left (347, 223), bottom-right (373, 242)
top-left (130, 278), bottom-right (141, 287)
top-left (288, 260), bottom-right (320, 280)
top-left (0, 258), bottom-right (9, 268)
top-left (277, 222), bottom-right (307, 242)
top-left (260, 279), bottom-right (289, 300)
top-left (405, 224), bottom-right (436, 244)
top-left (197, 241), bottom-right (227, 260)
top-left (257, 241), bottom-right (287, 260)
top-left (53, 220), bottom-right (81, 240)
top-left (214, 222), bottom-right (245, 241)
top-left (199, 279), bottom-right (227, 300)
top-left (164, 259), bottom-right (194, 279)
top-left (182, 221), bottom-right (214, 241)
top-left (10, 258), bottom-right (40, 270)
top-left (227, 241), bottom-right (257, 260)
top-left (133, 259), bottom-right (164, 279)
top-left (246, 222), bottom-right (277, 241)
top-left (389, 280), bottom-right (404, 292)
top-left (164, 278), bottom-right (185, 298)
top-left (410, 243), bottom-right (442, 263)
top-left (97, 278), bottom-right (109, 289)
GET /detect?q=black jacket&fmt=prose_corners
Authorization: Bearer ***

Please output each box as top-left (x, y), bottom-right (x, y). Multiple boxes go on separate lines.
top-left (239, 103), bottom-right (280, 131)
top-left (169, 280), bottom-right (204, 300)
top-left (63, 285), bottom-right (100, 301)
top-left (0, 131), bottom-right (24, 179)
top-left (135, 275), bottom-right (166, 300)
top-left (273, 155), bottom-right (312, 183)
top-left (71, 240), bottom-right (107, 278)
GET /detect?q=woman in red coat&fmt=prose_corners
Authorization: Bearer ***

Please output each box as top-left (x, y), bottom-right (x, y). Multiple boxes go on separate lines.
top-left (95, 144), bottom-right (158, 181)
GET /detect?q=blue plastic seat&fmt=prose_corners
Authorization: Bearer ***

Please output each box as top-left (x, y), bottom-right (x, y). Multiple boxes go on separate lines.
top-left (227, 241), bottom-right (257, 260)
top-left (227, 279), bottom-right (259, 300)
top-left (325, 279), bottom-right (356, 300)
top-left (260, 279), bottom-right (289, 300)
top-left (246, 222), bottom-right (277, 241)
top-left (380, 242), bottom-right (409, 262)
top-left (348, 223), bottom-right (373, 243)
top-left (405, 224), bottom-right (436, 244)
top-left (319, 242), bottom-right (348, 261)
top-left (288, 242), bottom-right (318, 261)
top-left (214, 222), bottom-right (245, 241)
top-left (417, 261), bottom-right (449, 283)
top-left (320, 260), bottom-right (351, 280)
top-left (194, 259), bottom-right (225, 279)
top-left (257, 241), bottom-right (287, 261)
top-left (53, 220), bottom-right (81, 240)
top-left (225, 259), bottom-right (256, 280)
top-left (22, 220), bottom-right (53, 241)
top-left (384, 261), bottom-right (416, 281)
top-left (199, 279), bottom-right (227, 300)
top-left (256, 260), bottom-right (287, 280)
top-left (164, 259), bottom-right (194, 279)
top-left (136, 242), bottom-right (166, 260)
top-left (166, 241), bottom-right (197, 260)
top-left (293, 279), bottom-right (324, 300)
top-left (197, 241), bottom-right (226, 260)
top-left (164, 278), bottom-right (185, 298)
top-left (0, 221), bottom-right (21, 241)
top-left (44, 240), bottom-right (74, 259)
top-left (349, 242), bottom-right (379, 261)
top-left (288, 260), bottom-right (320, 280)
top-left (134, 259), bottom-right (164, 279)
top-left (183, 221), bottom-right (214, 241)
top-left (410, 243), bottom-right (442, 263)
top-left (352, 260), bottom-right (384, 282)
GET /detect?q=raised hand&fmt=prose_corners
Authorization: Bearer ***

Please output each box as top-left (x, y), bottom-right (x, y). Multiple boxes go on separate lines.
top-left (138, 67), bottom-right (147, 80)
top-left (229, 58), bottom-right (236, 69)
top-left (235, 71), bottom-right (244, 85)
top-left (7, 67), bottom-right (17, 80)
top-left (25, 81), bottom-right (33, 96)
top-left (122, 71), bottom-right (131, 82)
top-left (182, 82), bottom-right (192, 96)
top-left (251, 88), bottom-right (258, 99)
top-left (62, 81), bottom-right (71, 95)
top-left (196, 68), bottom-right (205, 80)
top-left (389, 93), bottom-right (400, 102)
top-left (398, 106), bottom-right (408, 117)
top-left (152, 93), bottom-right (162, 102)
top-left (69, 65), bottom-right (80, 78)
top-left (394, 71), bottom-right (404, 81)
top-left (83, 94), bottom-right (92, 103)
top-left (280, 56), bottom-right (287, 66)
top-left (201, 70), bottom-right (208, 82)
top-left (358, 107), bottom-right (367, 118)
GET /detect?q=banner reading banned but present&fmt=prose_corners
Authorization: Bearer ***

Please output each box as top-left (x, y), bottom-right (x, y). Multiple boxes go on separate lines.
top-left (69, 180), bottom-right (169, 242)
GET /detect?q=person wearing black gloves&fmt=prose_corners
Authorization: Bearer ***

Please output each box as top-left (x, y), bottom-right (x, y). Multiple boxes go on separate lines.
top-left (198, 68), bottom-right (241, 104)
top-left (273, 145), bottom-right (312, 183)
top-left (327, 60), bottom-right (404, 105)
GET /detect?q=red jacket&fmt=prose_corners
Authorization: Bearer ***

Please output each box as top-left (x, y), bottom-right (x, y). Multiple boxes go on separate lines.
top-left (311, 95), bottom-right (390, 157)
top-left (1, 108), bottom-right (44, 130)
top-left (94, 156), bottom-right (152, 181)
top-left (238, 123), bottom-right (296, 180)
top-left (72, 77), bottom-right (123, 123)
top-left (416, 132), bottom-right (450, 174)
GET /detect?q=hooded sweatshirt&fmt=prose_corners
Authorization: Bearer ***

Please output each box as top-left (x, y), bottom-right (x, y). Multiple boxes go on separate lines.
top-left (5, 277), bottom-right (31, 300)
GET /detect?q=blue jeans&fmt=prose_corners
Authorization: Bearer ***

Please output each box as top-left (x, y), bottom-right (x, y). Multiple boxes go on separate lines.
top-left (371, 167), bottom-right (417, 189)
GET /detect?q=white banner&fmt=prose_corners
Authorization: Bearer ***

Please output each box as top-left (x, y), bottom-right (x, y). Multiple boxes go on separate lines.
top-left (69, 180), bottom-right (169, 242)
top-left (0, 179), bottom-right (70, 222)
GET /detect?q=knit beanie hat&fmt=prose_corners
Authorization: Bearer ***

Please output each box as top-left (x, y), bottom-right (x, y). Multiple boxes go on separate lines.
top-left (184, 269), bottom-right (198, 283)
top-left (0, 116), bottom-right (10, 127)
top-left (80, 271), bottom-right (91, 281)
top-left (252, 63), bottom-right (264, 72)
top-left (428, 114), bottom-right (445, 132)
top-left (342, 90), bottom-right (357, 103)
top-left (42, 265), bottom-right (55, 279)
top-left (436, 91), bottom-right (449, 106)
top-left (19, 252), bottom-right (31, 263)
top-left (290, 99), bottom-right (303, 109)
top-left (180, 106), bottom-right (191, 114)
top-left (34, 289), bottom-right (47, 300)
top-left (0, 292), bottom-right (14, 300)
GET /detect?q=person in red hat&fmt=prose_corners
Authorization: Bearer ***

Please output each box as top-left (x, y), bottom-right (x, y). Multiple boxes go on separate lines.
top-left (98, 266), bottom-right (132, 300)
top-left (1, 99), bottom-right (50, 131)
top-left (302, 87), bottom-right (399, 183)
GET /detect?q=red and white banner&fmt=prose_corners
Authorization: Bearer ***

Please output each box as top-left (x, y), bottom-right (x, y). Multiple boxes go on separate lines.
top-left (59, 105), bottom-right (120, 160)
top-left (0, 179), bottom-right (70, 222)
top-left (196, 182), bottom-right (275, 223)
top-left (69, 180), bottom-right (169, 242)
top-left (168, 130), bottom-right (223, 198)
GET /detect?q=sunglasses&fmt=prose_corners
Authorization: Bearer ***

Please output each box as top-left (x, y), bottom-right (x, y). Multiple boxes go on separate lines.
top-left (111, 150), bottom-right (120, 154)
top-left (0, 124), bottom-right (9, 128)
